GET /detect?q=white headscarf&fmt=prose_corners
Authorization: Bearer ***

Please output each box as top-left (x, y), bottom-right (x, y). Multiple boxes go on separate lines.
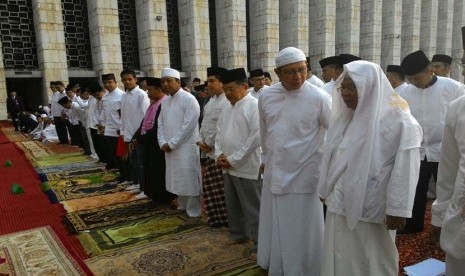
top-left (318, 60), bottom-right (421, 229)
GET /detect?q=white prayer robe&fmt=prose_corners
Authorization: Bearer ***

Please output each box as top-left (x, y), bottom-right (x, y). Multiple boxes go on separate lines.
top-left (322, 79), bottom-right (335, 97)
top-left (307, 74), bottom-right (325, 88)
top-left (199, 93), bottom-right (228, 160)
top-left (247, 85), bottom-right (268, 99)
top-left (394, 82), bottom-right (408, 94)
top-left (215, 94), bottom-right (261, 179)
top-left (51, 91), bottom-right (66, 117)
top-left (431, 95), bottom-right (465, 275)
top-left (120, 86), bottom-right (150, 142)
top-left (398, 76), bottom-right (465, 162)
top-left (318, 61), bottom-right (423, 276)
top-left (41, 123), bottom-right (59, 144)
top-left (158, 89), bottom-right (201, 196)
top-left (30, 121), bottom-right (44, 139)
top-left (99, 88), bottom-right (124, 137)
top-left (257, 81), bottom-right (331, 275)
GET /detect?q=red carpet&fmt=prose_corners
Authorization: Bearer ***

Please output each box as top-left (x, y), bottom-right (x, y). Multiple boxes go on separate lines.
top-left (397, 201), bottom-right (445, 274)
top-left (0, 142), bottom-right (93, 275)
top-left (0, 128), bottom-right (9, 144)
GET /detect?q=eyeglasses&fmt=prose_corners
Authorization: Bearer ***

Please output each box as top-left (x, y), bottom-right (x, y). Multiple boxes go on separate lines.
top-left (280, 67), bottom-right (307, 76)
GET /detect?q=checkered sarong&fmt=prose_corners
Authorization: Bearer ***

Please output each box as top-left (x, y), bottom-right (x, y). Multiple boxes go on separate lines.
top-left (202, 157), bottom-right (228, 226)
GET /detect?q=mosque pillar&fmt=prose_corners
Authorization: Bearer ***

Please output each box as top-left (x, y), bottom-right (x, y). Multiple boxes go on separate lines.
top-left (248, 0), bottom-right (279, 79)
top-left (308, 0), bottom-right (336, 76)
top-left (380, 0), bottom-right (402, 70)
top-left (87, 0), bottom-right (123, 77)
top-left (32, 0), bottom-right (69, 105)
top-left (401, 0), bottom-right (421, 59)
top-left (279, 0), bottom-right (308, 51)
top-left (451, 0), bottom-right (465, 82)
top-left (335, 0), bottom-right (360, 55)
top-left (359, 0), bottom-right (382, 64)
top-left (419, 0), bottom-right (439, 58)
top-left (135, 0), bottom-right (170, 77)
top-left (436, 0), bottom-right (454, 55)
top-left (0, 40), bottom-right (6, 119)
top-left (177, 0), bottom-right (211, 82)
top-left (215, 0), bottom-right (248, 69)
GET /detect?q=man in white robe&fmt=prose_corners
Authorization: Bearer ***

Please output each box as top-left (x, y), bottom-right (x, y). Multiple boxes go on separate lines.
top-left (158, 68), bottom-right (202, 223)
top-left (30, 114), bottom-right (46, 140)
top-left (386, 65), bottom-right (408, 94)
top-left (431, 54), bottom-right (452, 77)
top-left (430, 95), bottom-right (465, 276)
top-left (247, 68), bottom-right (268, 99)
top-left (306, 57), bottom-right (324, 88)
top-left (257, 47), bottom-right (332, 275)
top-left (215, 68), bottom-right (262, 251)
top-left (399, 50), bottom-right (465, 234)
top-left (318, 60), bottom-right (423, 275)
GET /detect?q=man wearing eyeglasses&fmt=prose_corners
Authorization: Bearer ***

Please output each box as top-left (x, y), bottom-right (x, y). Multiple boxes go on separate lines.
top-left (257, 47), bottom-right (331, 275)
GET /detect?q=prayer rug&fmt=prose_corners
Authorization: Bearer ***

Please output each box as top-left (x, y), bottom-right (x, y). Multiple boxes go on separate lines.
top-left (78, 210), bottom-right (197, 256)
top-left (15, 141), bottom-right (55, 160)
top-left (62, 191), bottom-right (143, 212)
top-left (40, 167), bottom-right (110, 181)
top-left (85, 227), bottom-right (255, 275)
top-left (0, 226), bottom-right (86, 275)
top-left (32, 152), bottom-right (93, 167)
top-left (36, 161), bottom-right (105, 174)
top-left (45, 172), bottom-right (119, 190)
top-left (54, 181), bottom-right (130, 201)
top-left (47, 143), bottom-right (83, 154)
top-left (64, 199), bottom-right (172, 232)
top-left (0, 127), bottom-right (29, 142)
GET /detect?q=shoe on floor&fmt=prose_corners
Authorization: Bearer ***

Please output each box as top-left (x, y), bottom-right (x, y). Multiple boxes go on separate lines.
top-left (125, 184), bottom-right (139, 190)
top-left (134, 192), bottom-right (147, 199)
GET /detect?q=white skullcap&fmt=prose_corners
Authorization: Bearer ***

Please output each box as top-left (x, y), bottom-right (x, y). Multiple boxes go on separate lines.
top-left (161, 68), bottom-right (180, 79)
top-left (40, 114), bottom-right (47, 118)
top-left (275, 47), bottom-right (307, 68)
top-left (38, 105), bottom-right (43, 109)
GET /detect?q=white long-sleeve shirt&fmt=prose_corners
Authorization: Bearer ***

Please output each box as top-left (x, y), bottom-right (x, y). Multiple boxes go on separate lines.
top-left (399, 76), bottom-right (465, 162)
top-left (394, 82), bottom-right (409, 94)
top-left (322, 79), bottom-right (334, 97)
top-left (51, 91), bottom-right (66, 117)
top-left (431, 95), bottom-right (465, 260)
top-left (199, 93), bottom-right (228, 159)
top-left (215, 94), bottom-right (261, 180)
top-left (259, 81), bottom-right (332, 194)
top-left (87, 96), bottom-right (100, 130)
top-left (99, 88), bottom-right (124, 137)
top-left (63, 102), bottom-right (81, 125)
top-left (120, 86), bottom-right (150, 142)
top-left (248, 85), bottom-right (268, 99)
top-left (307, 75), bottom-right (325, 88)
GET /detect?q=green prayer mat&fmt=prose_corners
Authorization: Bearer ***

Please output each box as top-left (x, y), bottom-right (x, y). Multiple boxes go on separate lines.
top-left (54, 181), bottom-right (129, 201)
top-left (40, 167), bottom-right (110, 181)
top-left (64, 200), bottom-right (173, 232)
top-left (78, 211), bottom-right (202, 256)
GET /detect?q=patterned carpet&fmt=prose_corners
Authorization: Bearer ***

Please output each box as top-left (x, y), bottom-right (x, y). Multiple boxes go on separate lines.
top-left (0, 226), bottom-right (86, 275)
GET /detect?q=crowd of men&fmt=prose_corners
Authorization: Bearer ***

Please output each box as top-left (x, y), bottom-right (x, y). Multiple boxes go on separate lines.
top-left (6, 47), bottom-right (465, 275)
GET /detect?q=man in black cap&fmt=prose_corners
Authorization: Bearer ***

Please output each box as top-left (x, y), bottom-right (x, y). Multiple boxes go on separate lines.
top-left (87, 82), bottom-right (107, 162)
top-left (386, 65), bottom-right (408, 93)
top-left (99, 73), bottom-right (125, 171)
top-left (198, 66), bottom-right (229, 228)
top-left (319, 56), bottom-right (342, 96)
top-left (216, 67), bottom-right (262, 253)
top-left (263, 72), bottom-right (273, 86)
top-left (399, 50), bottom-right (465, 234)
top-left (131, 77), bottom-right (176, 203)
top-left (248, 68), bottom-right (268, 99)
top-left (306, 57), bottom-right (324, 88)
top-left (431, 54), bottom-right (453, 77)
top-left (51, 81), bottom-right (69, 144)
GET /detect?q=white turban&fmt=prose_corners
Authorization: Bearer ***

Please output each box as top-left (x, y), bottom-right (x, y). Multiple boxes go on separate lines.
top-left (275, 47), bottom-right (306, 68)
top-left (40, 114), bottom-right (47, 118)
top-left (161, 68), bottom-right (180, 79)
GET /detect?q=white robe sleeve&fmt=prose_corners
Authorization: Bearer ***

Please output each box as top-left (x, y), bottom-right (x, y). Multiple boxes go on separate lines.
top-left (319, 95), bottom-right (332, 130)
top-left (431, 106), bottom-right (460, 227)
top-left (258, 96), bottom-right (267, 163)
top-left (157, 105), bottom-right (167, 147)
top-left (214, 110), bottom-right (224, 161)
top-left (227, 105), bottom-right (260, 168)
top-left (385, 147), bottom-right (420, 218)
top-left (167, 97), bottom-right (200, 150)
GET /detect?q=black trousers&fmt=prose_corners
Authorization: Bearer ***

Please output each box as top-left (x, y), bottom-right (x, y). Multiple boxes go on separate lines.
top-left (79, 123), bottom-right (91, 155)
top-left (404, 157), bottom-right (438, 233)
top-left (54, 116), bottom-right (69, 144)
top-left (103, 136), bottom-right (120, 170)
top-left (69, 124), bottom-right (82, 146)
top-left (11, 112), bottom-right (19, 131)
top-left (90, 128), bottom-right (107, 163)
